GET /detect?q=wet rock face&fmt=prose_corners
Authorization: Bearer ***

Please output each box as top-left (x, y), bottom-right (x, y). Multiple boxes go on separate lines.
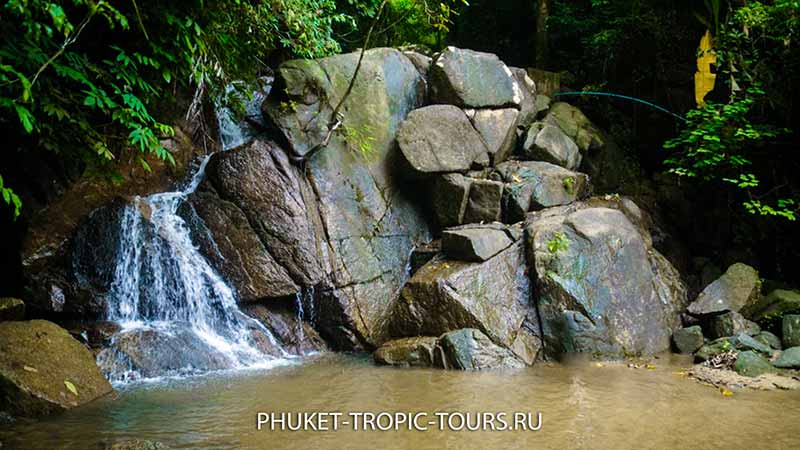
top-left (397, 104), bottom-right (488, 173)
top-left (430, 47), bottom-right (522, 109)
top-left (687, 263), bottom-right (761, 316)
top-left (241, 302), bottom-right (327, 355)
top-left (525, 200), bottom-right (688, 357)
top-left (0, 320), bottom-right (113, 417)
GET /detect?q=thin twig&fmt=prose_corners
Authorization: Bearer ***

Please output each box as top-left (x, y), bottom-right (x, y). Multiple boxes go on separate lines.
top-left (30, 5), bottom-right (98, 89)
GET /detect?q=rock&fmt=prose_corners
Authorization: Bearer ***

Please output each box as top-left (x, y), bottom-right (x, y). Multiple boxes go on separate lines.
top-left (543, 102), bottom-right (605, 152)
top-left (732, 333), bottom-right (772, 354)
top-left (463, 179), bottom-right (504, 223)
top-left (397, 104), bottom-right (488, 174)
top-left (242, 303), bottom-right (327, 355)
top-left (432, 173), bottom-right (471, 228)
top-left (441, 223), bottom-right (515, 262)
top-left (695, 337), bottom-right (735, 362)
top-left (733, 351), bottom-right (774, 377)
top-left (520, 123), bottom-right (582, 170)
top-left (673, 326), bottom-right (704, 354)
top-left (754, 331), bottom-right (782, 350)
top-left (689, 364), bottom-right (800, 390)
top-left (184, 139), bottom-right (321, 301)
top-left (492, 161), bottom-right (590, 222)
top-left (392, 242), bottom-right (539, 358)
top-left (402, 51), bottom-right (432, 79)
top-left (0, 298), bottom-right (25, 321)
top-left (430, 47), bottom-right (521, 109)
top-left (687, 263), bottom-right (761, 316)
top-left (106, 441), bottom-right (172, 450)
top-left (434, 329), bottom-right (525, 370)
top-left (525, 200), bottom-right (688, 357)
top-left (534, 95), bottom-right (551, 118)
top-left (509, 67), bottom-right (538, 129)
top-left (773, 347), bottom-right (800, 369)
top-left (469, 108), bottom-right (519, 164)
top-left (704, 311), bottom-right (760, 340)
top-left (782, 315), bottom-right (800, 348)
top-left (0, 320), bottom-right (113, 417)
top-left (742, 289), bottom-right (800, 323)
top-left (526, 68), bottom-right (560, 98)
top-left (373, 337), bottom-right (438, 367)
top-left (95, 327), bottom-right (240, 381)
top-left (410, 240), bottom-right (440, 275)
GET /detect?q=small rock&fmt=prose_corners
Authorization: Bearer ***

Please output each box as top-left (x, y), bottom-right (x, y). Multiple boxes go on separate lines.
top-left (0, 298), bottom-right (25, 322)
top-left (733, 351), bottom-right (774, 377)
top-left (373, 337), bottom-right (438, 367)
top-left (442, 224), bottom-right (514, 262)
top-left (469, 108), bottom-right (519, 165)
top-left (754, 331), bottom-right (782, 350)
top-left (773, 347), bottom-right (800, 369)
top-left (543, 102), bottom-right (605, 152)
top-left (732, 333), bottom-right (772, 354)
top-left (432, 173), bottom-right (471, 227)
top-left (782, 314), bottom-right (800, 348)
top-left (521, 122), bottom-right (582, 170)
top-left (463, 179), bottom-right (504, 223)
top-left (434, 329), bottom-right (525, 370)
top-left (673, 326), bottom-right (704, 354)
top-left (687, 263), bottom-right (761, 316)
top-left (704, 311), bottom-right (760, 340)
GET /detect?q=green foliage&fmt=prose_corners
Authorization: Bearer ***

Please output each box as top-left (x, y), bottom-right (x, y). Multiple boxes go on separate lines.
top-left (0, 174), bottom-right (21, 218)
top-left (547, 232), bottom-right (570, 254)
top-left (562, 176), bottom-right (575, 195)
top-left (0, 0), bottom-right (349, 217)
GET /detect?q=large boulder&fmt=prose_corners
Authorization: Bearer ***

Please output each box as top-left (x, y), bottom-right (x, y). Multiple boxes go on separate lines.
top-left (491, 161), bottom-right (590, 222)
top-left (687, 263), bottom-right (761, 316)
top-left (773, 347), bottom-right (800, 369)
top-left (673, 326), bottom-right (704, 354)
top-left (391, 241), bottom-right (541, 362)
top-left (703, 311), bottom-right (760, 340)
top-left (468, 108), bottom-right (519, 165)
top-left (543, 102), bottom-right (605, 152)
top-left (373, 336), bottom-right (438, 367)
top-left (242, 303), bottom-right (328, 355)
top-left (262, 48), bottom-right (432, 348)
top-left (0, 297), bottom-right (25, 321)
top-left (0, 320), bottom-right (113, 417)
top-left (441, 223), bottom-right (516, 262)
top-left (521, 122), bottom-right (582, 170)
top-left (525, 199), bottom-right (688, 357)
top-left (397, 104), bottom-right (488, 173)
top-left (741, 289), bottom-right (800, 323)
top-left (434, 329), bottom-right (525, 370)
top-left (734, 351), bottom-right (774, 377)
top-left (430, 47), bottom-right (521, 109)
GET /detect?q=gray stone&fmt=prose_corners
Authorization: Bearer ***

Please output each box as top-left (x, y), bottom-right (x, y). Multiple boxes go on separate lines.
top-left (782, 315), bottom-right (800, 348)
top-left (493, 161), bottom-right (589, 222)
top-left (733, 351), bottom-right (774, 377)
top-left (509, 67), bottom-right (538, 129)
top-left (773, 347), bottom-right (800, 369)
top-left (442, 224), bottom-right (515, 262)
top-left (430, 47), bottom-right (521, 109)
top-left (469, 108), bottom-right (519, 164)
top-left (687, 263), bottom-right (762, 316)
top-left (434, 329), bottom-right (525, 370)
top-left (521, 122), bottom-right (582, 170)
top-left (0, 298), bottom-right (25, 321)
top-left (525, 200), bottom-right (688, 357)
top-left (463, 179), bottom-right (504, 223)
top-left (754, 331), bottom-right (782, 350)
top-left (432, 173), bottom-right (471, 228)
top-left (732, 332), bottom-right (772, 354)
top-left (673, 326), bottom-right (704, 354)
top-left (397, 104), bottom-right (488, 173)
top-left (704, 311), bottom-right (760, 340)
top-left (373, 337), bottom-right (438, 367)
top-left (391, 242), bottom-right (539, 356)
top-left (543, 102), bottom-right (605, 152)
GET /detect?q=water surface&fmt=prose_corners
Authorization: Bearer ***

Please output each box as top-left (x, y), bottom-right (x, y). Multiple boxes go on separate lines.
top-left (3, 353), bottom-right (799, 450)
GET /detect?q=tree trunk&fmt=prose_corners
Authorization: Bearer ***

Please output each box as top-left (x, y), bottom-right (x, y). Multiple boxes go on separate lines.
top-left (535, 0), bottom-right (550, 68)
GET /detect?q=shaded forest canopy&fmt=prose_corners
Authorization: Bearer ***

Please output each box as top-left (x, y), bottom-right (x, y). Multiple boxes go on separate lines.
top-left (0, 0), bottom-right (798, 291)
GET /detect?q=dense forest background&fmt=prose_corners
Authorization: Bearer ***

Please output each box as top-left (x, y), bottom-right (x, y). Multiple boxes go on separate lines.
top-left (1, 0), bottom-right (798, 297)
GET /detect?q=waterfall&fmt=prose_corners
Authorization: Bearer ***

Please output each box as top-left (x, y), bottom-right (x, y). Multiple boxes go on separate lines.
top-left (98, 79), bottom-right (293, 384)
top-left (215, 77), bottom-right (272, 151)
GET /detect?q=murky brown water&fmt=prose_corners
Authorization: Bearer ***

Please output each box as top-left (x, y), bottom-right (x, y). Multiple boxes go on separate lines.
top-left (3, 353), bottom-right (799, 450)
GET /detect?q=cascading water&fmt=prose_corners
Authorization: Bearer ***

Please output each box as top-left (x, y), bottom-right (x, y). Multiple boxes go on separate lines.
top-left (98, 79), bottom-right (294, 384)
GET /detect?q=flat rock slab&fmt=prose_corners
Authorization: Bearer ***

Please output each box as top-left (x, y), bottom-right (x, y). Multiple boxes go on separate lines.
top-left (430, 47), bottom-right (521, 109)
top-left (397, 104), bottom-right (488, 173)
top-left (442, 223), bottom-right (515, 262)
top-left (687, 263), bottom-right (761, 316)
top-left (0, 320), bottom-right (113, 417)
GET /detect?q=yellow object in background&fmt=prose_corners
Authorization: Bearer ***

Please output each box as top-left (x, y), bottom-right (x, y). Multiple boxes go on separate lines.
top-left (695, 30), bottom-right (717, 107)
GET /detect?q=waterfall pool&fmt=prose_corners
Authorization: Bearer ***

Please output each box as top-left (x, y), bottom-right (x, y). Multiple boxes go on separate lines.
top-left (3, 353), bottom-right (800, 449)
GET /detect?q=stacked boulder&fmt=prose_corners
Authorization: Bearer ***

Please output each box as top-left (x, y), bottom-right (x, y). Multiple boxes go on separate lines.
top-left (375, 47), bottom-right (689, 368)
top-left (672, 263), bottom-right (800, 377)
